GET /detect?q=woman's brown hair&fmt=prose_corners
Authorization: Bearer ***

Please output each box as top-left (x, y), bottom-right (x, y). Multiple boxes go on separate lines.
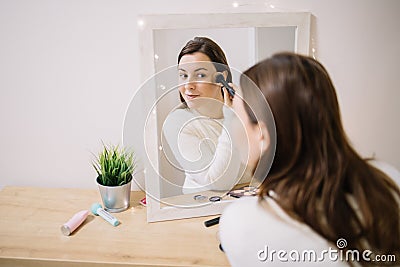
top-left (177, 37), bottom-right (232, 103)
top-left (240, 52), bottom-right (400, 265)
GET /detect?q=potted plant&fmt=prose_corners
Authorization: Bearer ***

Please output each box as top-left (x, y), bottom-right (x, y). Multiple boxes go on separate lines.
top-left (92, 144), bottom-right (136, 212)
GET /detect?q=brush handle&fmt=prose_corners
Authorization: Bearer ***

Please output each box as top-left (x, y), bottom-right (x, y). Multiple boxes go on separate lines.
top-left (204, 216), bottom-right (220, 227)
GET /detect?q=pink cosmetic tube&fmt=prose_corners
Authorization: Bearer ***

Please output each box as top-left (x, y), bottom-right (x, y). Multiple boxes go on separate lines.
top-left (61, 210), bottom-right (89, 236)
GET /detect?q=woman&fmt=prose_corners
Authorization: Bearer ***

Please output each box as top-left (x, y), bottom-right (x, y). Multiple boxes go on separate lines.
top-left (220, 53), bottom-right (400, 266)
top-left (163, 37), bottom-right (251, 194)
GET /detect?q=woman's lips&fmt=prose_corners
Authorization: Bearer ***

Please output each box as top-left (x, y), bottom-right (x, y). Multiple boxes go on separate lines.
top-left (186, 94), bottom-right (200, 100)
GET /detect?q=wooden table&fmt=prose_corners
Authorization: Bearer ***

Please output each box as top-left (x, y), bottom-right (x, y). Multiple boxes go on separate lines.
top-left (0, 187), bottom-right (229, 267)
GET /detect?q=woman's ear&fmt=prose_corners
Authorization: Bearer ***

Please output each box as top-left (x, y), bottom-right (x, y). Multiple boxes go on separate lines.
top-left (257, 121), bottom-right (270, 153)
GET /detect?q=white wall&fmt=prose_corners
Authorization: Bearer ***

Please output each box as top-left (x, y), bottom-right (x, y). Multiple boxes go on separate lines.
top-left (0, 0), bottom-right (399, 189)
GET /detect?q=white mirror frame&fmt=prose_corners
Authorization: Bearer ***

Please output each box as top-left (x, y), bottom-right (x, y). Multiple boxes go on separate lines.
top-left (138, 13), bottom-right (312, 222)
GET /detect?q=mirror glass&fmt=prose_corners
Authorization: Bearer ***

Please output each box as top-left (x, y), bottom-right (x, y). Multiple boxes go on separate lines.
top-left (124, 13), bottom-right (311, 222)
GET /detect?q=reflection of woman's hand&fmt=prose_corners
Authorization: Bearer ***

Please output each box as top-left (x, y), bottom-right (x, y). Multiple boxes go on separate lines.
top-left (222, 83), bottom-right (237, 107)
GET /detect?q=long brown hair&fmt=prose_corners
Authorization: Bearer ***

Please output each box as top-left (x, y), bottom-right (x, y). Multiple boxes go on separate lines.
top-left (177, 37), bottom-right (232, 104)
top-left (241, 52), bottom-right (400, 265)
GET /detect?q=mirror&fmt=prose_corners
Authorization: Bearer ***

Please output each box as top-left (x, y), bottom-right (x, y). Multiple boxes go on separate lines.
top-left (124, 13), bottom-right (311, 222)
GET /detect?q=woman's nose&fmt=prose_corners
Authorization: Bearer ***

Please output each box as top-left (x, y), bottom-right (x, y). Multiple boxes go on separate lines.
top-left (184, 81), bottom-right (195, 90)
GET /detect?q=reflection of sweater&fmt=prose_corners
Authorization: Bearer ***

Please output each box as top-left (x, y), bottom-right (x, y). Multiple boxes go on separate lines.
top-left (219, 161), bottom-right (400, 267)
top-left (163, 107), bottom-right (250, 194)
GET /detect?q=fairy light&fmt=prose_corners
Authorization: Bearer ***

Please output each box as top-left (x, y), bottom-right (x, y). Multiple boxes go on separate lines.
top-left (137, 19), bottom-right (145, 28)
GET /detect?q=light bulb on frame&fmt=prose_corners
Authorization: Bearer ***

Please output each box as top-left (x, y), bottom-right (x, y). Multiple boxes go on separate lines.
top-left (137, 19), bottom-right (145, 28)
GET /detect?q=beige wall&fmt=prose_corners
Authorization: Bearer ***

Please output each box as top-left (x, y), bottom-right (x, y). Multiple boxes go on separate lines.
top-left (0, 0), bottom-right (399, 188)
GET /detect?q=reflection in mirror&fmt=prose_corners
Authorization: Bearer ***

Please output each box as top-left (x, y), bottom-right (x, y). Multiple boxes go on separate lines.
top-left (143, 64), bottom-right (271, 208)
top-left (126, 13), bottom-right (311, 222)
top-left (160, 37), bottom-right (249, 202)
top-left (161, 63), bottom-right (251, 196)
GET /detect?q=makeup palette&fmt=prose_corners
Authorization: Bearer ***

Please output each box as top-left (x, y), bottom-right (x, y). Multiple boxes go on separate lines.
top-left (227, 186), bottom-right (259, 198)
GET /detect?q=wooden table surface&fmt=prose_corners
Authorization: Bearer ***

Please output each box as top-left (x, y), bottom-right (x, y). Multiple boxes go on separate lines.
top-left (0, 186), bottom-right (229, 267)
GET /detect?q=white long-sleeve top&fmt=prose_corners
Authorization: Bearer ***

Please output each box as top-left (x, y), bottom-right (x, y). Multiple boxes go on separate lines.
top-left (163, 106), bottom-right (250, 194)
top-left (219, 161), bottom-right (400, 267)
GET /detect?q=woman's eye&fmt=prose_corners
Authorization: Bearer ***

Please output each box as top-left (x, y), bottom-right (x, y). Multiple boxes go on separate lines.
top-left (196, 73), bottom-right (206, 78)
top-left (179, 73), bottom-right (188, 79)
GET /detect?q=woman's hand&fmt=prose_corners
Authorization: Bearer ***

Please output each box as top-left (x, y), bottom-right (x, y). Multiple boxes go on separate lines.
top-left (222, 83), bottom-right (237, 108)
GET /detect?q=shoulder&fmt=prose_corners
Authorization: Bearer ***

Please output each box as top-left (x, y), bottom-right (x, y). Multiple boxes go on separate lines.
top-left (219, 197), bottom-right (263, 266)
top-left (220, 196), bottom-right (261, 225)
top-left (219, 197), bottom-right (255, 235)
top-left (163, 108), bottom-right (193, 134)
top-left (219, 197), bottom-right (289, 245)
top-left (165, 107), bottom-right (193, 123)
top-left (219, 197), bottom-right (262, 247)
top-left (219, 197), bottom-right (346, 267)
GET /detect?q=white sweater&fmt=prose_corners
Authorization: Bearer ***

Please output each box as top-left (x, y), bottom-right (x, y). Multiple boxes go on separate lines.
top-left (163, 107), bottom-right (250, 194)
top-left (219, 161), bottom-right (400, 267)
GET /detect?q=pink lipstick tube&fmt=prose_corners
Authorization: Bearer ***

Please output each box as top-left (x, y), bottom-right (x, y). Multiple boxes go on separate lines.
top-left (61, 210), bottom-right (89, 236)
